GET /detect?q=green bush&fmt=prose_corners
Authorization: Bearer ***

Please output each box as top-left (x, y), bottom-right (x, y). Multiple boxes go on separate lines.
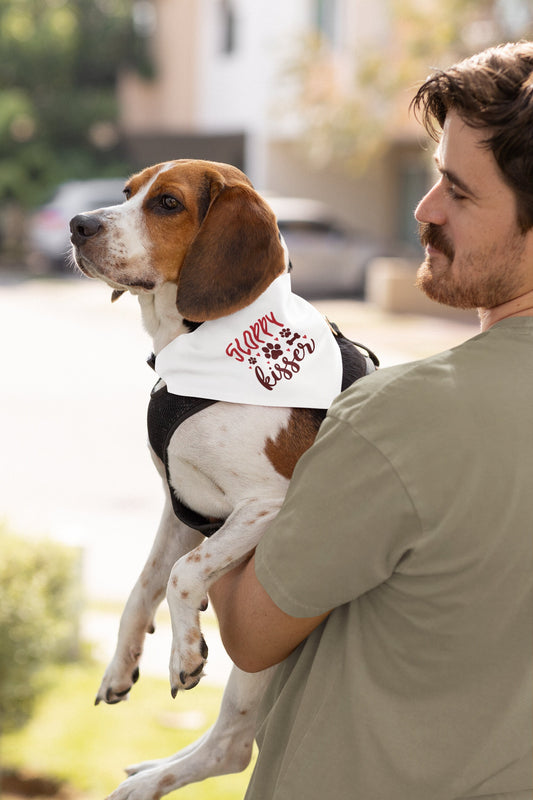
top-left (0, 524), bottom-right (81, 734)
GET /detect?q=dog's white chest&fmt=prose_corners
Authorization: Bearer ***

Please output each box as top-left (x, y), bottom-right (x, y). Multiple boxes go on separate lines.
top-left (163, 402), bottom-right (291, 520)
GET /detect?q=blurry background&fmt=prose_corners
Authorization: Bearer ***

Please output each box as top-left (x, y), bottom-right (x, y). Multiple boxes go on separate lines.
top-left (0, 1), bottom-right (531, 799)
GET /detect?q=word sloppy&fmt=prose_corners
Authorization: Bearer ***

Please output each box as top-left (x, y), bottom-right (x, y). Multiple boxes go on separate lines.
top-left (225, 311), bottom-right (317, 392)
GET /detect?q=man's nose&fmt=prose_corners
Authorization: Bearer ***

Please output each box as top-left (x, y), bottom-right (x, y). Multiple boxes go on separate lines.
top-left (414, 181), bottom-right (446, 226)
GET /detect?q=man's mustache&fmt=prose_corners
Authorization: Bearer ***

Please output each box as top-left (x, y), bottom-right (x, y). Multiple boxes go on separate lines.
top-left (418, 222), bottom-right (455, 261)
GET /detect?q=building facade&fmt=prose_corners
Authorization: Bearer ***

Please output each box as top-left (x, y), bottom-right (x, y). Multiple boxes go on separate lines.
top-left (118, 0), bottom-right (434, 244)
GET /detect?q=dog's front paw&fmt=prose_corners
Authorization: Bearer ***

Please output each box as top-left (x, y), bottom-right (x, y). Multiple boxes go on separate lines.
top-left (169, 627), bottom-right (209, 695)
top-left (166, 557), bottom-right (210, 694)
top-left (95, 659), bottom-right (140, 706)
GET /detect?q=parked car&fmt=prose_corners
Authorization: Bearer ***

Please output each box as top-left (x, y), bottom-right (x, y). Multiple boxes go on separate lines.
top-left (264, 195), bottom-right (412, 298)
top-left (26, 178), bottom-right (126, 274)
top-left (27, 178), bottom-right (413, 297)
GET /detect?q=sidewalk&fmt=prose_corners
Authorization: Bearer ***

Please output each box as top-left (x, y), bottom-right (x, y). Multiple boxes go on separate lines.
top-left (0, 273), bottom-right (479, 685)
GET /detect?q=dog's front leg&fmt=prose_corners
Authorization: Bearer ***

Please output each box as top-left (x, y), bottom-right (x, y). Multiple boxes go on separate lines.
top-left (96, 498), bottom-right (202, 705)
top-left (166, 501), bottom-right (282, 694)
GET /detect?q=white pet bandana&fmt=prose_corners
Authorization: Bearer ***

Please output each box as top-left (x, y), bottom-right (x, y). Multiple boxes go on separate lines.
top-left (155, 273), bottom-right (343, 408)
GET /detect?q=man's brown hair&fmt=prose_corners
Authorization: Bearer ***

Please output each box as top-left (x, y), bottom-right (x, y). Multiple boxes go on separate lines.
top-left (411, 41), bottom-right (533, 232)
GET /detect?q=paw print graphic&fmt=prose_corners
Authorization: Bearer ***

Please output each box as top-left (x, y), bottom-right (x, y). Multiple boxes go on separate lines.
top-left (279, 328), bottom-right (292, 339)
top-left (262, 342), bottom-right (283, 359)
top-left (248, 357), bottom-right (257, 365)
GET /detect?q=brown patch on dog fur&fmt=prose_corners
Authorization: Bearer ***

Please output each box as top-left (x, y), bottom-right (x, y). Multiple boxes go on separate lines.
top-left (176, 181), bottom-right (286, 321)
top-left (123, 159), bottom-right (286, 320)
top-left (157, 775), bottom-right (176, 793)
top-left (186, 629), bottom-right (201, 645)
top-left (125, 161), bottom-right (218, 283)
top-left (264, 408), bottom-right (324, 479)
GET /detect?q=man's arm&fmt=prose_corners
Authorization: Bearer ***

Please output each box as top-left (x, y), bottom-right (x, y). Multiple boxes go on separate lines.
top-left (209, 554), bottom-right (330, 673)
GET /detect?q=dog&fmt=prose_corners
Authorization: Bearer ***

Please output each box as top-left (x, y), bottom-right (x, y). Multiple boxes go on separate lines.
top-left (70, 159), bottom-right (377, 799)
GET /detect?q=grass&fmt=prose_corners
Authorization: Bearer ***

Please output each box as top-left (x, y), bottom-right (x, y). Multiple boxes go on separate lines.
top-left (1, 659), bottom-right (254, 800)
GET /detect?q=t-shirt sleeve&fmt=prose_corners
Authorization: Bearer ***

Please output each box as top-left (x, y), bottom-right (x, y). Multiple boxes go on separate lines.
top-left (255, 412), bottom-right (421, 617)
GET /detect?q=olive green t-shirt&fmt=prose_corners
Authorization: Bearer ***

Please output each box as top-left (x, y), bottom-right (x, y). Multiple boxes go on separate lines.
top-left (251, 318), bottom-right (533, 800)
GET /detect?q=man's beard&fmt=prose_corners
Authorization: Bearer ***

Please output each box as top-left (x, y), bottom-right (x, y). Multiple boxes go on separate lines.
top-left (415, 222), bottom-right (524, 310)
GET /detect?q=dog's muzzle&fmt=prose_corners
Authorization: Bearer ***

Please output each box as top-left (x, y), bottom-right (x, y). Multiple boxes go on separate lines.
top-left (70, 213), bottom-right (103, 246)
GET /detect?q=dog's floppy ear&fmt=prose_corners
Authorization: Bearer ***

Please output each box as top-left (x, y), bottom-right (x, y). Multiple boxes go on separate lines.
top-left (176, 182), bottom-right (286, 321)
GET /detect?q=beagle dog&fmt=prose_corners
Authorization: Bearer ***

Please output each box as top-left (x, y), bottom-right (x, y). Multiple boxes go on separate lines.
top-left (70, 159), bottom-right (376, 800)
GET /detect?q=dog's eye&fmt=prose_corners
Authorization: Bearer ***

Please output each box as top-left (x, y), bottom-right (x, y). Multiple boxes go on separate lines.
top-left (160, 195), bottom-right (183, 211)
top-left (123, 188), bottom-right (132, 200)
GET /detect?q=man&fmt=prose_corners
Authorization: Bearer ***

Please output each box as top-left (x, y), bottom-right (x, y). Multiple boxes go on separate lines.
top-left (210, 42), bottom-right (533, 799)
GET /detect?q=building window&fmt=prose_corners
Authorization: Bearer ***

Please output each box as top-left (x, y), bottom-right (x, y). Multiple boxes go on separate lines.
top-left (397, 158), bottom-right (428, 247)
top-left (219, 0), bottom-right (237, 54)
top-left (495, 0), bottom-right (532, 37)
top-left (314, 0), bottom-right (339, 45)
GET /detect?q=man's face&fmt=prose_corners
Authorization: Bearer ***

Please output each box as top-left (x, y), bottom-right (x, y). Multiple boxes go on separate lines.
top-left (414, 110), bottom-right (533, 309)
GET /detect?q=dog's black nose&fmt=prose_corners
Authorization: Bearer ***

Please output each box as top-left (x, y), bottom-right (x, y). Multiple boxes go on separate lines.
top-left (70, 213), bottom-right (102, 244)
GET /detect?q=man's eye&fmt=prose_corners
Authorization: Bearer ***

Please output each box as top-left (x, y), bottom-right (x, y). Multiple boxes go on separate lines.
top-left (446, 185), bottom-right (466, 201)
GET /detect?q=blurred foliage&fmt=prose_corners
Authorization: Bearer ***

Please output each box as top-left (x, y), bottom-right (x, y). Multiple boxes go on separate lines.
top-left (0, 0), bottom-right (153, 207)
top-left (284, 0), bottom-right (533, 172)
top-left (2, 660), bottom-right (253, 799)
top-left (0, 523), bottom-right (82, 734)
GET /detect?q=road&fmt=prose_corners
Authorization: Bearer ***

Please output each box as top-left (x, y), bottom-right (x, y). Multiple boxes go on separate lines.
top-left (0, 270), bottom-right (479, 683)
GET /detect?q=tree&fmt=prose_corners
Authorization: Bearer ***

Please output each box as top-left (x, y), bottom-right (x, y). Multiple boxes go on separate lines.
top-left (283, 0), bottom-right (533, 172)
top-left (0, 0), bottom-right (153, 207)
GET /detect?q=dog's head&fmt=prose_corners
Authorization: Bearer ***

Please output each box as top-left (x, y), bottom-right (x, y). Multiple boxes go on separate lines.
top-left (69, 159), bottom-right (287, 321)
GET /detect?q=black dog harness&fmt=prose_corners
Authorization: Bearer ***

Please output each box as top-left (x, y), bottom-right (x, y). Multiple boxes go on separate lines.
top-left (147, 327), bottom-right (378, 537)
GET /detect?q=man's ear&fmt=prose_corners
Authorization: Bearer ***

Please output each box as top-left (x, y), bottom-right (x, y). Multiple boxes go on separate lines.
top-left (176, 184), bottom-right (286, 321)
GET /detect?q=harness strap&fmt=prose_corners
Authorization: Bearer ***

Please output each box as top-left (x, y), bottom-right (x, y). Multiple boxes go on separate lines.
top-left (147, 383), bottom-right (221, 535)
top-left (327, 319), bottom-right (380, 370)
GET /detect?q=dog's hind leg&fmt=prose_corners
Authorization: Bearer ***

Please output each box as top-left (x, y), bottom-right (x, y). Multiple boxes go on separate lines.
top-left (107, 665), bottom-right (273, 800)
top-left (96, 498), bottom-right (203, 705)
